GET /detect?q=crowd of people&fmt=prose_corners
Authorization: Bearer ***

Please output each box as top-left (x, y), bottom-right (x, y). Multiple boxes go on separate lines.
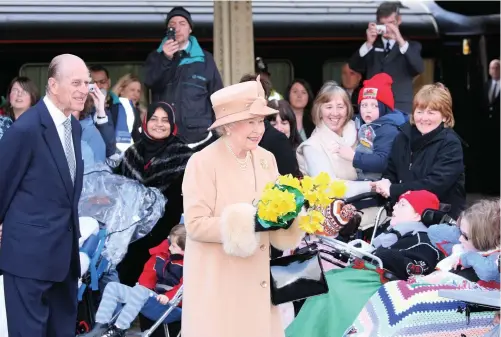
top-left (0, 2), bottom-right (499, 337)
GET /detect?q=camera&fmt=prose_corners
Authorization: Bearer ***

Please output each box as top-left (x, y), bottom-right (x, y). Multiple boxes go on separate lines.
top-left (89, 83), bottom-right (96, 92)
top-left (376, 24), bottom-right (386, 35)
top-left (166, 27), bottom-right (176, 41)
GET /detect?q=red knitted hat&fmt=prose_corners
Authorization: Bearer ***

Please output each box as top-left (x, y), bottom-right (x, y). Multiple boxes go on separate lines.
top-left (358, 73), bottom-right (395, 110)
top-left (399, 190), bottom-right (440, 217)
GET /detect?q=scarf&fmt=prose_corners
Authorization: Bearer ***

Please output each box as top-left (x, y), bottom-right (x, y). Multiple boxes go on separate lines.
top-left (410, 123), bottom-right (444, 152)
top-left (156, 36), bottom-right (205, 66)
top-left (297, 120), bottom-right (358, 180)
top-left (372, 221), bottom-right (428, 248)
top-left (121, 102), bottom-right (192, 192)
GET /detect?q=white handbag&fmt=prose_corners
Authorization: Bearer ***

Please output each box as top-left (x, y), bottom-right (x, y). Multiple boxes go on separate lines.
top-left (0, 275), bottom-right (8, 337)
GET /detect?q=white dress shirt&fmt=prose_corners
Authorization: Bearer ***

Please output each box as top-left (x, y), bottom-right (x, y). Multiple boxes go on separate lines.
top-left (43, 96), bottom-right (76, 167)
top-left (359, 37), bottom-right (409, 57)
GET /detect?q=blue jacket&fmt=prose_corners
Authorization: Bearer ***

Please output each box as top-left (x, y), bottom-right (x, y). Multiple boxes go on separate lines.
top-left (428, 223), bottom-right (500, 283)
top-left (354, 110), bottom-right (406, 180)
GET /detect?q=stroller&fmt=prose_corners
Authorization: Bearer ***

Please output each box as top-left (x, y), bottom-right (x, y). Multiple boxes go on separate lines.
top-left (76, 166), bottom-right (167, 335)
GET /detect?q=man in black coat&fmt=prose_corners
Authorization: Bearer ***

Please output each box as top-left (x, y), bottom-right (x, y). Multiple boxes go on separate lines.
top-left (143, 7), bottom-right (223, 149)
top-left (349, 2), bottom-right (423, 115)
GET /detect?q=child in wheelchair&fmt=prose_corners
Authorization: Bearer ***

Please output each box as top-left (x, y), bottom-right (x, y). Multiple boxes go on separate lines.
top-left (81, 224), bottom-right (185, 337)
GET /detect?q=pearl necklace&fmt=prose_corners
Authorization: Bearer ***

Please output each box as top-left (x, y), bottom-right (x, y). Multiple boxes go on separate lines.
top-left (224, 140), bottom-right (251, 170)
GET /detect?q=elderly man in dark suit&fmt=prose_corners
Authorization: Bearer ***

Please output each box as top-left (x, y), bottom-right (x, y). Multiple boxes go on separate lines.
top-left (0, 54), bottom-right (87, 337)
top-left (349, 1), bottom-right (423, 115)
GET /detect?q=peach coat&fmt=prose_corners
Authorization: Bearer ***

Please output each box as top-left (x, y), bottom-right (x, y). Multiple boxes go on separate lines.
top-left (181, 139), bottom-right (304, 337)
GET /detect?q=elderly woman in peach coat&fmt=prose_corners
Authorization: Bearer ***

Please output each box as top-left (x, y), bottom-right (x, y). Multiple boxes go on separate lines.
top-left (181, 77), bottom-right (305, 337)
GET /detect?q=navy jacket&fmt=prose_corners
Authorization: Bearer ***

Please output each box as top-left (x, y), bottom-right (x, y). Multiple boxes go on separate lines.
top-left (383, 123), bottom-right (466, 219)
top-left (144, 36), bottom-right (223, 144)
top-left (354, 110), bottom-right (406, 180)
top-left (0, 100), bottom-right (83, 282)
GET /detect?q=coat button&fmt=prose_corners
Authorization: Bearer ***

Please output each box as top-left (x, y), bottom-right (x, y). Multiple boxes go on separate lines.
top-left (68, 226), bottom-right (72, 232)
top-left (260, 244), bottom-right (266, 251)
top-left (260, 281), bottom-right (267, 288)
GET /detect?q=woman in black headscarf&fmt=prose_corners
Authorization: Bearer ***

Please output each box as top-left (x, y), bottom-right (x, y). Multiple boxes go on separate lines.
top-left (117, 101), bottom-right (193, 287)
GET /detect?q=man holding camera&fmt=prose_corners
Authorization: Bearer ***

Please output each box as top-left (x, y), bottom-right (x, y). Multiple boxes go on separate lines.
top-left (349, 1), bottom-right (423, 115)
top-left (144, 7), bottom-right (223, 149)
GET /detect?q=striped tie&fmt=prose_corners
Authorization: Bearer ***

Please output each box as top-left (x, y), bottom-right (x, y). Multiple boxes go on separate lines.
top-left (63, 119), bottom-right (76, 184)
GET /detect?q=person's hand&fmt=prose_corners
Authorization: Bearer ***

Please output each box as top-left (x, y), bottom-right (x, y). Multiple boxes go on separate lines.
top-left (162, 39), bottom-right (180, 60)
top-left (156, 294), bottom-right (170, 305)
top-left (366, 22), bottom-right (378, 47)
top-left (386, 23), bottom-right (405, 47)
top-left (89, 85), bottom-right (106, 117)
top-left (370, 179), bottom-right (391, 198)
top-left (337, 145), bottom-right (356, 162)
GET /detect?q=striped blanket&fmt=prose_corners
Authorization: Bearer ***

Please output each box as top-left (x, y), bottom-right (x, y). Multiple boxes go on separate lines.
top-left (345, 271), bottom-right (498, 336)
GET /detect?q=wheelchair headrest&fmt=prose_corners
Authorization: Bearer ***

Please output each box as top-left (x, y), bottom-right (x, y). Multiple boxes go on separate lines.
top-left (421, 208), bottom-right (457, 227)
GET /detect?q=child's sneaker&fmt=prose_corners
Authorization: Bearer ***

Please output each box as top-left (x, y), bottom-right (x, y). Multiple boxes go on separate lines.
top-left (102, 325), bottom-right (126, 337)
top-left (78, 323), bottom-right (109, 337)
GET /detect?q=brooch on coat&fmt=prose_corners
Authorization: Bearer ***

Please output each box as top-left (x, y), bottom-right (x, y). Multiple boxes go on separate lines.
top-left (260, 159), bottom-right (269, 169)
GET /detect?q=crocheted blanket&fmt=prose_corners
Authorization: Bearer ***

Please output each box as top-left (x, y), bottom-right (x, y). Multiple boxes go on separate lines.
top-left (345, 271), bottom-right (498, 336)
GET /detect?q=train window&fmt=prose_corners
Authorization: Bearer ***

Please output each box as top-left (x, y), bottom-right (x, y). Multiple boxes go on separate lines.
top-left (322, 60), bottom-right (345, 85)
top-left (266, 60), bottom-right (294, 97)
top-left (19, 62), bottom-right (146, 99)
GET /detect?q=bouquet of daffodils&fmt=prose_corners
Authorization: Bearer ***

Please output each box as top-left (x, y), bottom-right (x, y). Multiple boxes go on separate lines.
top-left (256, 172), bottom-right (347, 234)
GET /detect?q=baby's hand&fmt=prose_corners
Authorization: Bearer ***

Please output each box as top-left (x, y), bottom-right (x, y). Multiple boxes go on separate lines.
top-left (156, 294), bottom-right (170, 305)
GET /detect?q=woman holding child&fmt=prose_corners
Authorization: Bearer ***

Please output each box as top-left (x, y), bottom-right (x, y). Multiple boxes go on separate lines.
top-left (181, 77), bottom-right (304, 337)
top-left (372, 83), bottom-right (466, 218)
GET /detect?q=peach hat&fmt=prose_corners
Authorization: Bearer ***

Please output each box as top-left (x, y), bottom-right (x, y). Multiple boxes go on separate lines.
top-left (208, 75), bottom-right (278, 130)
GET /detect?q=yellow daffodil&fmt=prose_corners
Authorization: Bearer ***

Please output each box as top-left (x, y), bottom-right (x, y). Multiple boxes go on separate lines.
top-left (277, 174), bottom-right (301, 190)
top-left (298, 209), bottom-right (325, 234)
top-left (257, 188), bottom-right (296, 222)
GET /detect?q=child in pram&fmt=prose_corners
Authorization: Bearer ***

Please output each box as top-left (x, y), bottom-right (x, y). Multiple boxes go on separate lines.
top-left (285, 189), bottom-right (443, 337)
top-left (81, 224), bottom-right (185, 337)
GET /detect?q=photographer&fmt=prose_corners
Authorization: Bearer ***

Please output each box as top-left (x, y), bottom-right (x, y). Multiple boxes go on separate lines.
top-left (144, 7), bottom-right (223, 150)
top-left (349, 1), bottom-right (423, 115)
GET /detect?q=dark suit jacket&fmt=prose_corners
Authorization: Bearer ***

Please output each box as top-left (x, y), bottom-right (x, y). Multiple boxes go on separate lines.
top-left (259, 120), bottom-right (301, 177)
top-left (485, 80), bottom-right (500, 120)
top-left (349, 38), bottom-right (424, 114)
top-left (0, 100), bottom-right (83, 282)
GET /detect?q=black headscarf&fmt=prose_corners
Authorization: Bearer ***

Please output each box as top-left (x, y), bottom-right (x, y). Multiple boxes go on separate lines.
top-left (141, 102), bottom-right (178, 163)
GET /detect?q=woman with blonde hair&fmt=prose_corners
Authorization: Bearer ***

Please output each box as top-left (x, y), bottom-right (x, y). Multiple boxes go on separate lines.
top-left (296, 81), bottom-right (358, 180)
top-left (110, 73), bottom-right (144, 152)
top-left (372, 83), bottom-right (466, 218)
top-left (181, 76), bottom-right (305, 337)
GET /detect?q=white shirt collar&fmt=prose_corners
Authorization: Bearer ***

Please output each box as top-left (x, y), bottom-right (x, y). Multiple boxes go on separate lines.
top-left (43, 95), bottom-right (70, 127)
top-left (382, 37), bottom-right (396, 48)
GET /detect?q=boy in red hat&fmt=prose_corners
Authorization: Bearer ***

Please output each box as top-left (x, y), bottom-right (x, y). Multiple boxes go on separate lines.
top-left (370, 189), bottom-right (442, 280)
top-left (335, 73), bottom-right (406, 182)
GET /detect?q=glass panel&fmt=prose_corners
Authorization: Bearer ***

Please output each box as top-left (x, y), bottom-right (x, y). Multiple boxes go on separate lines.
top-left (322, 60), bottom-right (344, 86)
top-left (19, 62), bottom-right (146, 99)
top-left (267, 60), bottom-right (293, 97)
